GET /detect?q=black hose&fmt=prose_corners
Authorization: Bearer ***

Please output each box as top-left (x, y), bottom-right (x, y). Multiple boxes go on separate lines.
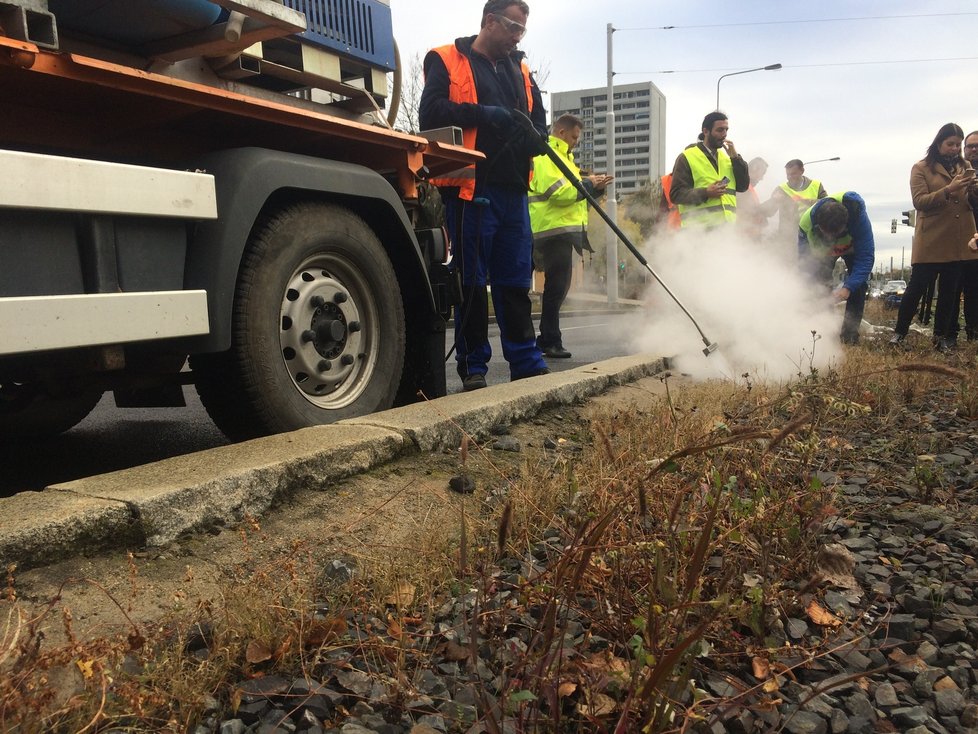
top-left (511, 111), bottom-right (719, 357)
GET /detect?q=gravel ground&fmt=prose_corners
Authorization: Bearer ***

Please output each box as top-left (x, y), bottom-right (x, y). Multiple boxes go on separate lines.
top-left (183, 375), bottom-right (978, 734)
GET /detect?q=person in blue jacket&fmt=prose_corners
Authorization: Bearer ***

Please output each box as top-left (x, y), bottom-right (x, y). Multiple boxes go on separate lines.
top-left (798, 192), bottom-right (875, 344)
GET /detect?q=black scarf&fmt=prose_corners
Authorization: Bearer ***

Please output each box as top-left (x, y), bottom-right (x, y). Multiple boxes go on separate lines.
top-left (938, 154), bottom-right (960, 173)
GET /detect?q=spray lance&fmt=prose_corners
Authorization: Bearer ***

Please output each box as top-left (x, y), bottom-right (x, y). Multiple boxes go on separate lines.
top-left (513, 110), bottom-right (719, 357)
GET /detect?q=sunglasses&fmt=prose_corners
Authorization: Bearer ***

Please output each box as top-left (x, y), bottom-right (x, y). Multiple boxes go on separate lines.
top-left (491, 13), bottom-right (527, 39)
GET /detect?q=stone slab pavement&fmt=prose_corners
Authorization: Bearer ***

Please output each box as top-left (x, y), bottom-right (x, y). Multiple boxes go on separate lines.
top-left (0, 354), bottom-right (666, 572)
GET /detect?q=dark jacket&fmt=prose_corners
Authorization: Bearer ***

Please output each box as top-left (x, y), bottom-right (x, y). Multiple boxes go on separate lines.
top-left (419, 36), bottom-right (547, 190)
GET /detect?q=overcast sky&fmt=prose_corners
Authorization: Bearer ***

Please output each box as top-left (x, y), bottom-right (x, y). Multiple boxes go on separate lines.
top-left (391, 0), bottom-right (978, 274)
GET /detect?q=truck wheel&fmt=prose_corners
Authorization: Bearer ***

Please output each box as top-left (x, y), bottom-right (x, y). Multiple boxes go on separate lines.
top-left (193, 202), bottom-right (405, 441)
top-left (0, 385), bottom-right (102, 438)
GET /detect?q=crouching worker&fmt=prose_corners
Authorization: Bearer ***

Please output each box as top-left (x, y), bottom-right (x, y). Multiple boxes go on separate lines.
top-left (798, 192), bottom-right (875, 344)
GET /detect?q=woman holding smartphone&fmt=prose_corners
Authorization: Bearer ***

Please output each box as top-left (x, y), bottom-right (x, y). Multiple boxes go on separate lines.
top-left (890, 123), bottom-right (978, 350)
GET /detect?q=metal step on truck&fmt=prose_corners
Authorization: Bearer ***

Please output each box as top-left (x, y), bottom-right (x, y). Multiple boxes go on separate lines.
top-left (0, 0), bottom-right (477, 441)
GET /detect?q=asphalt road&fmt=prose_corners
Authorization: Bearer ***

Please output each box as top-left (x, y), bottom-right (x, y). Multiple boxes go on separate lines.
top-left (0, 312), bottom-right (635, 495)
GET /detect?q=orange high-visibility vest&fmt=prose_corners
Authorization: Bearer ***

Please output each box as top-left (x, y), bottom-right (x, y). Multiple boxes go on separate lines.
top-left (428, 44), bottom-right (534, 201)
top-left (660, 173), bottom-right (681, 230)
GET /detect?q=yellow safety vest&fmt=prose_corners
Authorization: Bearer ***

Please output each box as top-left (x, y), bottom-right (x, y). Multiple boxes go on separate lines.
top-left (677, 145), bottom-right (737, 227)
top-left (528, 136), bottom-right (587, 240)
top-left (779, 179), bottom-right (823, 215)
top-left (799, 192), bottom-right (853, 256)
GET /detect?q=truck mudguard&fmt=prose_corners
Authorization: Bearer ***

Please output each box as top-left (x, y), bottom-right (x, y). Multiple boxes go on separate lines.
top-left (184, 147), bottom-right (435, 353)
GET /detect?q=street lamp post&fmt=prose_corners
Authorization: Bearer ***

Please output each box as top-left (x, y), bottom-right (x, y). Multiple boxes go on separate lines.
top-left (715, 63), bottom-right (781, 110)
top-left (605, 22), bottom-right (618, 306)
top-left (803, 157), bottom-right (841, 165)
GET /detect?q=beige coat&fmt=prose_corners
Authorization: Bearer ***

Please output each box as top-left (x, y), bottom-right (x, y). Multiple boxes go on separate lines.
top-left (910, 158), bottom-right (978, 264)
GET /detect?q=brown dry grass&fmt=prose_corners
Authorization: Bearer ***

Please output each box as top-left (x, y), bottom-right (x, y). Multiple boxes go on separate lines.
top-left (2, 338), bottom-right (976, 732)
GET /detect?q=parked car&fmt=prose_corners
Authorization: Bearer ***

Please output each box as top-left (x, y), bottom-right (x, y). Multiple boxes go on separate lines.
top-left (882, 280), bottom-right (906, 308)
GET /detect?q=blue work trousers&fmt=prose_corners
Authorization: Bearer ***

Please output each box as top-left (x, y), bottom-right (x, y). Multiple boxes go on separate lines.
top-left (444, 184), bottom-right (547, 380)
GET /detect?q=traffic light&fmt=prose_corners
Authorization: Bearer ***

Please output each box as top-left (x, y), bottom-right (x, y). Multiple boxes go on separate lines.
top-left (901, 210), bottom-right (916, 227)
top-left (890, 218), bottom-right (897, 234)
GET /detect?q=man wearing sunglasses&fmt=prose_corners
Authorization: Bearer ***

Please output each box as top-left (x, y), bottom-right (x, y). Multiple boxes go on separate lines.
top-left (419, 1), bottom-right (549, 391)
top-left (797, 192), bottom-right (875, 345)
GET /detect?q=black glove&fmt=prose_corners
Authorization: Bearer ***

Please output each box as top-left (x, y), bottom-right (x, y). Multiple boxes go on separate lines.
top-left (529, 131), bottom-right (551, 156)
top-left (482, 105), bottom-right (514, 132)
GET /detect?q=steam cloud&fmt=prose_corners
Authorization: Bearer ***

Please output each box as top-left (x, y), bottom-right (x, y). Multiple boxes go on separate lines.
top-left (624, 227), bottom-right (847, 381)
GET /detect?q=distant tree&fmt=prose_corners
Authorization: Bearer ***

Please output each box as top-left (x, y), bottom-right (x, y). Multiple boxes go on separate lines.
top-left (620, 178), bottom-right (661, 240)
top-left (527, 55), bottom-right (550, 90)
top-left (391, 52), bottom-right (424, 133)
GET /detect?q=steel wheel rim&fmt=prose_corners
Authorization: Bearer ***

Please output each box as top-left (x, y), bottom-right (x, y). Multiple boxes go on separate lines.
top-left (279, 253), bottom-right (380, 409)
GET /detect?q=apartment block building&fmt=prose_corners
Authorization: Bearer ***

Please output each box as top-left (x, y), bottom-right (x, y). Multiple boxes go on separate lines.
top-left (549, 81), bottom-right (666, 196)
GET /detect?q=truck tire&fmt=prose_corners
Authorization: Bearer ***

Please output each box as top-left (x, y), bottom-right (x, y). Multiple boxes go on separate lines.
top-left (0, 387), bottom-right (102, 438)
top-left (192, 202), bottom-right (405, 441)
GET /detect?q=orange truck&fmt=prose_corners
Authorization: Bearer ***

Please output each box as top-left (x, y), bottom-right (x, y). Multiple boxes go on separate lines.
top-left (0, 0), bottom-right (477, 440)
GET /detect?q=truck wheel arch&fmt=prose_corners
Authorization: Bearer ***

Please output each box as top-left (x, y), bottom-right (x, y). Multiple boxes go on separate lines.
top-left (184, 147), bottom-right (433, 354)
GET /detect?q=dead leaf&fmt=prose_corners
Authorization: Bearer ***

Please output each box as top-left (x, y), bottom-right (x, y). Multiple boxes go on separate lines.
top-left (587, 651), bottom-right (629, 677)
top-left (754, 697), bottom-right (782, 712)
top-left (440, 640), bottom-right (471, 662)
top-left (245, 639), bottom-right (273, 664)
top-left (770, 661), bottom-right (798, 682)
top-left (815, 543), bottom-right (859, 590)
top-left (387, 617), bottom-right (403, 640)
top-left (752, 656), bottom-right (770, 680)
top-left (558, 681), bottom-right (578, 698)
top-left (384, 581), bottom-right (416, 608)
top-left (75, 659), bottom-right (95, 680)
top-left (577, 692), bottom-right (616, 717)
top-left (762, 678), bottom-right (780, 693)
top-left (806, 599), bottom-right (841, 627)
top-left (304, 617), bottom-right (347, 647)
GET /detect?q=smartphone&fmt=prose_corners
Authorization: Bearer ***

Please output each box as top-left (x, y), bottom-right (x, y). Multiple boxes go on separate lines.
top-left (717, 176), bottom-right (730, 186)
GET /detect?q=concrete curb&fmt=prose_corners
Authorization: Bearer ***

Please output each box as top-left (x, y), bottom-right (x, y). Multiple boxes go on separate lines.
top-left (0, 354), bottom-right (665, 571)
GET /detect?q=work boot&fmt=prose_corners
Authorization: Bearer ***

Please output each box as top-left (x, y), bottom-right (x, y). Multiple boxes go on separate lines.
top-left (541, 345), bottom-right (572, 359)
top-left (934, 336), bottom-right (956, 353)
top-left (462, 374), bottom-right (487, 392)
top-left (888, 333), bottom-right (907, 346)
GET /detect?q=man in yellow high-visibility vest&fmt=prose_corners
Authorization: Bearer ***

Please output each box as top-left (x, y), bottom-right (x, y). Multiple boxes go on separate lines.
top-left (528, 113), bottom-right (612, 359)
top-left (769, 159), bottom-right (827, 247)
top-left (669, 112), bottom-right (750, 228)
